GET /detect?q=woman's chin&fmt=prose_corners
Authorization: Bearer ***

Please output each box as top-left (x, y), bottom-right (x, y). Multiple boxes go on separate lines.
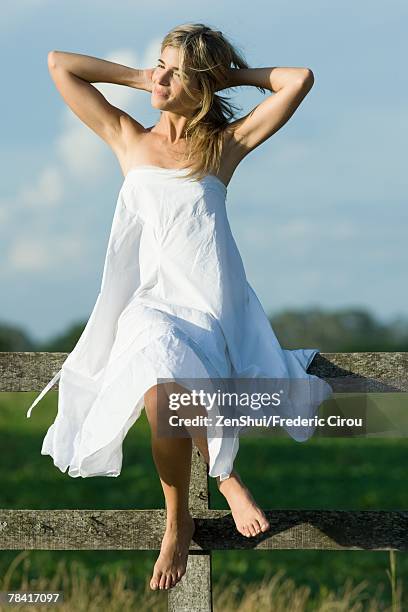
top-left (151, 98), bottom-right (169, 110)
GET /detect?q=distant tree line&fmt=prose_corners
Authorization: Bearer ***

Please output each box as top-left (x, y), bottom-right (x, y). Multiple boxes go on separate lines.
top-left (270, 307), bottom-right (408, 352)
top-left (1, 307), bottom-right (408, 353)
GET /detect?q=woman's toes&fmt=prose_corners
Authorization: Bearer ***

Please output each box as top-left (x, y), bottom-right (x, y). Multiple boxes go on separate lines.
top-left (164, 573), bottom-right (172, 589)
top-left (159, 573), bottom-right (167, 590)
top-left (245, 523), bottom-right (254, 537)
top-left (150, 573), bottom-right (159, 590)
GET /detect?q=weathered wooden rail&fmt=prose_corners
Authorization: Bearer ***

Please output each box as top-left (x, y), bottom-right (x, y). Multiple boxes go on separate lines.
top-left (1, 351), bottom-right (408, 611)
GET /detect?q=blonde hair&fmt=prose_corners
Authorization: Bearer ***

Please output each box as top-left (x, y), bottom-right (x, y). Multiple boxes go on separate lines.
top-left (159, 23), bottom-right (265, 182)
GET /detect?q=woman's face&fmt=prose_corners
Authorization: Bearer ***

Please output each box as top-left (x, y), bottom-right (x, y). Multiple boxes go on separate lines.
top-left (151, 45), bottom-right (201, 115)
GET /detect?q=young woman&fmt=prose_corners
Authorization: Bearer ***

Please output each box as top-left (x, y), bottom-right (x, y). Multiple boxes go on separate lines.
top-left (27, 23), bottom-right (332, 591)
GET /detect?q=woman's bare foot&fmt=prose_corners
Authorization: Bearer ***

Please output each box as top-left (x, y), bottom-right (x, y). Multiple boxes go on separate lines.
top-left (150, 512), bottom-right (195, 590)
top-left (217, 469), bottom-right (270, 537)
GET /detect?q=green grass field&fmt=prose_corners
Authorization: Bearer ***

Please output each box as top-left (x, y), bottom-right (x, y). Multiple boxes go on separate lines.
top-left (0, 390), bottom-right (407, 608)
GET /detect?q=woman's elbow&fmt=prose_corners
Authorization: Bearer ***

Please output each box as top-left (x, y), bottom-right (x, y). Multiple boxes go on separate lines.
top-left (293, 69), bottom-right (314, 94)
top-left (47, 50), bottom-right (60, 70)
top-left (301, 68), bottom-right (314, 86)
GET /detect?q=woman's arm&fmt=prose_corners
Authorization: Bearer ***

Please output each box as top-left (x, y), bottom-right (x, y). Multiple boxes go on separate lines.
top-left (218, 66), bottom-right (310, 93)
top-left (49, 50), bottom-right (151, 90)
top-left (218, 66), bottom-right (314, 160)
top-left (47, 51), bottom-right (152, 155)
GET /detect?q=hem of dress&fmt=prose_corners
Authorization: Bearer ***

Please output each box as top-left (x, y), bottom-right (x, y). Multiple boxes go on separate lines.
top-left (40, 326), bottom-right (233, 479)
top-left (40, 449), bottom-right (121, 478)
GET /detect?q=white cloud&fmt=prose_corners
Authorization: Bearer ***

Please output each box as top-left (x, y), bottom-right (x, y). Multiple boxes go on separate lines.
top-left (19, 165), bottom-right (63, 208)
top-left (9, 240), bottom-right (51, 271)
top-left (0, 165), bottom-right (63, 250)
top-left (56, 120), bottom-right (109, 182)
top-left (8, 234), bottom-right (85, 272)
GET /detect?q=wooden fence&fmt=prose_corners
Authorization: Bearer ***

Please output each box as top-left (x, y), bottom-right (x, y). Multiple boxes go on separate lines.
top-left (1, 351), bottom-right (408, 611)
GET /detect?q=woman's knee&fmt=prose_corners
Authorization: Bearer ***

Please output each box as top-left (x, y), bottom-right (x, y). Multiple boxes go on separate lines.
top-left (144, 383), bottom-right (168, 423)
top-left (144, 383), bottom-right (184, 434)
top-left (145, 383), bottom-right (166, 406)
top-left (145, 383), bottom-right (196, 438)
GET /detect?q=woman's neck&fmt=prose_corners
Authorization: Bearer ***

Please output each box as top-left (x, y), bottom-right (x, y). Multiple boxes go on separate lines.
top-left (153, 111), bottom-right (189, 144)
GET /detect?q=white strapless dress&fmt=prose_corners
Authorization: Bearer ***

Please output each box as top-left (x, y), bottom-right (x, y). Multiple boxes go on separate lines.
top-left (26, 165), bottom-right (333, 480)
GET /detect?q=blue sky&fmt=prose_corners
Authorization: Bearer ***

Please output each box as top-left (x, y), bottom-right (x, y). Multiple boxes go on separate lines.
top-left (1, 0), bottom-right (407, 342)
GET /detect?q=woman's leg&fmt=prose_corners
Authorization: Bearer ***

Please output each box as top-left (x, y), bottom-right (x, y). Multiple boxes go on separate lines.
top-left (164, 382), bottom-right (270, 538)
top-left (144, 383), bottom-right (195, 591)
top-left (192, 435), bottom-right (270, 537)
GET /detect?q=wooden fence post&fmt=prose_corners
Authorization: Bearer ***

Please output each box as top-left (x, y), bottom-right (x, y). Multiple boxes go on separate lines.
top-left (167, 445), bottom-right (213, 612)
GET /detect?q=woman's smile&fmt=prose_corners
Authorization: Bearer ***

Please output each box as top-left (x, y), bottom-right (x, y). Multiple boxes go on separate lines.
top-left (154, 87), bottom-right (169, 98)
